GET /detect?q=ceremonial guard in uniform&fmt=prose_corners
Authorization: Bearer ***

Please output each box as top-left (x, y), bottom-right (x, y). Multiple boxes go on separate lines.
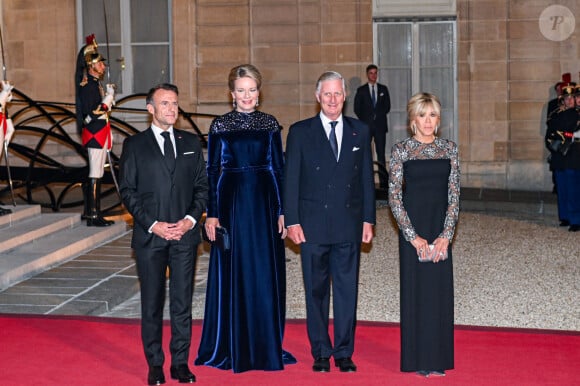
top-left (548, 73), bottom-right (575, 119)
top-left (546, 74), bottom-right (575, 193)
top-left (0, 79), bottom-right (14, 216)
top-left (75, 35), bottom-right (116, 226)
top-left (545, 84), bottom-right (580, 232)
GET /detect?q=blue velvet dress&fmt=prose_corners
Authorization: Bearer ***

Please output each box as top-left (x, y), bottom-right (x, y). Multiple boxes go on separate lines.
top-left (195, 110), bottom-right (296, 373)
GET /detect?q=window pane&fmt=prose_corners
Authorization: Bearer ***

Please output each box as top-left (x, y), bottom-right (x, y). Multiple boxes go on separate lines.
top-left (106, 46), bottom-right (124, 93)
top-left (132, 45), bottom-right (170, 93)
top-left (419, 23), bottom-right (453, 66)
top-left (419, 22), bottom-right (455, 135)
top-left (83, 0), bottom-right (121, 43)
top-left (420, 68), bottom-right (453, 107)
top-left (377, 24), bottom-right (411, 67)
top-left (377, 23), bottom-right (413, 141)
top-left (376, 19), bottom-right (457, 151)
top-left (131, 0), bottom-right (169, 42)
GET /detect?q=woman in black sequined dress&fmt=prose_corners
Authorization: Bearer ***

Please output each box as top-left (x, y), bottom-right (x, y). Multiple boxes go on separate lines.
top-left (195, 64), bottom-right (296, 373)
top-left (388, 92), bottom-right (460, 377)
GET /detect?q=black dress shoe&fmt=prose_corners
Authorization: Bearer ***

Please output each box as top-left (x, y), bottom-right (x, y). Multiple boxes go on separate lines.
top-left (86, 215), bottom-right (114, 227)
top-left (0, 207), bottom-right (12, 216)
top-left (335, 357), bottom-right (357, 372)
top-left (569, 224), bottom-right (580, 232)
top-left (147, 366), bottom-right (165, 385)
top-left (170, 364), bottom-right (196, 383)
top-left (312, 357), bottom-right (330, 372)
top-left (560, 220), bottom-right (570, 227)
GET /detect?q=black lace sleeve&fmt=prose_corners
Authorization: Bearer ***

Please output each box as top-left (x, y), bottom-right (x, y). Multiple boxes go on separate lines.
top-left (388, 138), bottom-right (460, 242)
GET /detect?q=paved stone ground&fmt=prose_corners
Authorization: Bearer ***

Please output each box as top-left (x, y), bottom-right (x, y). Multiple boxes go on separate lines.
top-left (1, 188), bottom-right (578, 331)
top-left (0, 234), bottom-right (137, 315)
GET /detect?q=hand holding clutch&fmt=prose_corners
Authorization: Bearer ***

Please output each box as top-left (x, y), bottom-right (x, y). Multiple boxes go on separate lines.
top-left (201, 224), bottom-right (230, 251)
top-left (418, 244), bottom-right (447, 263)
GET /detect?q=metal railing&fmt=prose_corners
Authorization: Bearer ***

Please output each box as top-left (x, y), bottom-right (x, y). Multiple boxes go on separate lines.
top-left (0, 88), bottom-right (217, 213)
top-left (1, 88), bottom-right (390, 211)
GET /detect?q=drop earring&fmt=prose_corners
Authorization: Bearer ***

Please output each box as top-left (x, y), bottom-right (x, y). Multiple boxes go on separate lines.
top-left (255, 98), bottom-right (259, 108)
top-left (232, 100), bottom-right (236, 109)
top-left (435, 125), bottom-right (439, 135)
top-left (411, 123), bottom-right (417, 135)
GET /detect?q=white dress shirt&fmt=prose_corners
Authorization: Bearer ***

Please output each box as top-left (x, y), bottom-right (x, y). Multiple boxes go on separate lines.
top-left (151, 123), bottom-right (176, 157)
top-left (319, 112), bottom-right (343, 159)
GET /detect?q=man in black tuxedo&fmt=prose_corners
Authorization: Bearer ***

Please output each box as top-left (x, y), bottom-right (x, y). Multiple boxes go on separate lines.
top-left (119, 83), bottom-right (208, 385)
top-left (284, 71), bottom-right (375, 373)
top-left (354, 64), bottom-right (391, 188)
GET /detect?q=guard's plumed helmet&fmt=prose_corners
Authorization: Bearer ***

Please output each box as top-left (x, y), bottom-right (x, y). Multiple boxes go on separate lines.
top-left (560, 84), bottom-right (576, 97)
top-left (83, 34), bottom-right (106, 66)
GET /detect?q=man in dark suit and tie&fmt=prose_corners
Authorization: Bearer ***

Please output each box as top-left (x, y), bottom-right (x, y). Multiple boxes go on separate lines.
top-left (354, 64), bottom-right (391, 188)
top-left (284, 71), bottom-right (376, 373)
top-left (119, 83), bottom-right (208, 385)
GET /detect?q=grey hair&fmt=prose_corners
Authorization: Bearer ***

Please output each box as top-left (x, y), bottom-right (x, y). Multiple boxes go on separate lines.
top-left (315, 71), bottom-right (346, 95)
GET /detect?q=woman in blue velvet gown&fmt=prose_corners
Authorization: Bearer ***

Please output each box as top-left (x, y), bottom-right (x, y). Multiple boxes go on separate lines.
top-left (195, 64), bottom-right (296, 373)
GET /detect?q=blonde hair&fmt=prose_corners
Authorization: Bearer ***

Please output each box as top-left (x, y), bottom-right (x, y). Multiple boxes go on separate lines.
top-left (407, 92), bottom-right (441, 122)
top-left (228, 64), bottom-right (262, 91)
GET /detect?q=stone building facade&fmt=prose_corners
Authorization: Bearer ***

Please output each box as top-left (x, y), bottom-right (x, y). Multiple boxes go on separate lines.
top-left (1, 0), bottom-right (578, 191)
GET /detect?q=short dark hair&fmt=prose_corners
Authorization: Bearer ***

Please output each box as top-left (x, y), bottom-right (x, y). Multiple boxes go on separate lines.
top-left (366, 64), bottom-right (378, 73)
top-left (146, 83), bottom-right (179, 105)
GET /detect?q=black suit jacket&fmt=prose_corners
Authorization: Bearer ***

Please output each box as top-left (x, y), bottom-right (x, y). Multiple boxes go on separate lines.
top-left (354, 83), bottom-right (391, 134)
top-left (284, 115), bottom-right (375, 244)
top-left (119, 127), bottom-right (208, 248)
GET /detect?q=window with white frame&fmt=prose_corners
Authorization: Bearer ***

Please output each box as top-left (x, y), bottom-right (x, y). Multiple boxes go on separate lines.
top-left (76, 0), bottom-right (172, 96)
top-left (374, 18), bottom-right (457, 154)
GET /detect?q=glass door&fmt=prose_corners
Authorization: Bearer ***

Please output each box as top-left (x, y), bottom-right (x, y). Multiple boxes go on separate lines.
top-left (76, 0), bottom-right (172, 96)
top-left (375, 20), bottom-right (457, 154)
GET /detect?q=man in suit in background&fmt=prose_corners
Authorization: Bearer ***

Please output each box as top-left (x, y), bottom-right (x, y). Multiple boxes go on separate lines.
top-left (119, 83), bottom-right (208, 385)
top-left (354, 64), bottom-right (391, 189)
top-left (284, 71), bottom-right (376, 374)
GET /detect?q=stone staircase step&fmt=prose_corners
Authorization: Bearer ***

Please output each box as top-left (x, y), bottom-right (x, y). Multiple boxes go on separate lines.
top-left (0, 205), bottom-right (41, 227)
top-left (0, 211), bottom-right (81, 254)
top-left (0, 214), bottom-right (128, 290)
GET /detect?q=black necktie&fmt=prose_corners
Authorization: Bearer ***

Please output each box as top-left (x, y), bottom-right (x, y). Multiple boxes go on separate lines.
top-left (371, 85), bottom-right (376, 107)
top-left (161, 131), bottom-right (175, 171)
top-left (329, 121), bottom-right (339, 161)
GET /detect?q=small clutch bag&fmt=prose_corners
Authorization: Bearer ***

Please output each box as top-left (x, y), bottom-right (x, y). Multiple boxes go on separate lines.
top-left (418, 244), bottom-right (448, 263)
top-left (201, 224), bottom-right (231, 251)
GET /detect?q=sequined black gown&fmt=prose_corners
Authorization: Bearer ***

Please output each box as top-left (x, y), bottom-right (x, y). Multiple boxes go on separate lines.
top-left (195, 110), bottom-right (296, 373)
top-left (388, 137), bottom-right (460, 372)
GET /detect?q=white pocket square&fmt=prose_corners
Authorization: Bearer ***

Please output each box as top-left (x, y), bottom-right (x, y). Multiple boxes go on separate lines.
top-left (352, 147), bottom-right (360, 151)
top-left (183, 151), bottom-right (195, 155)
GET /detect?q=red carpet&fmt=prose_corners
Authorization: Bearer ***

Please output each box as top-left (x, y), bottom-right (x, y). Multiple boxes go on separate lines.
top-left (0, 315), bottom-right (577, 385)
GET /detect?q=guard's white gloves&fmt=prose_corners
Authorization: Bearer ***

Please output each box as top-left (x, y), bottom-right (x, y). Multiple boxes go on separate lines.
top-left (0, 80), bottom-right (14, 111)
top-left (101, 83), bottom-right (116, 110)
